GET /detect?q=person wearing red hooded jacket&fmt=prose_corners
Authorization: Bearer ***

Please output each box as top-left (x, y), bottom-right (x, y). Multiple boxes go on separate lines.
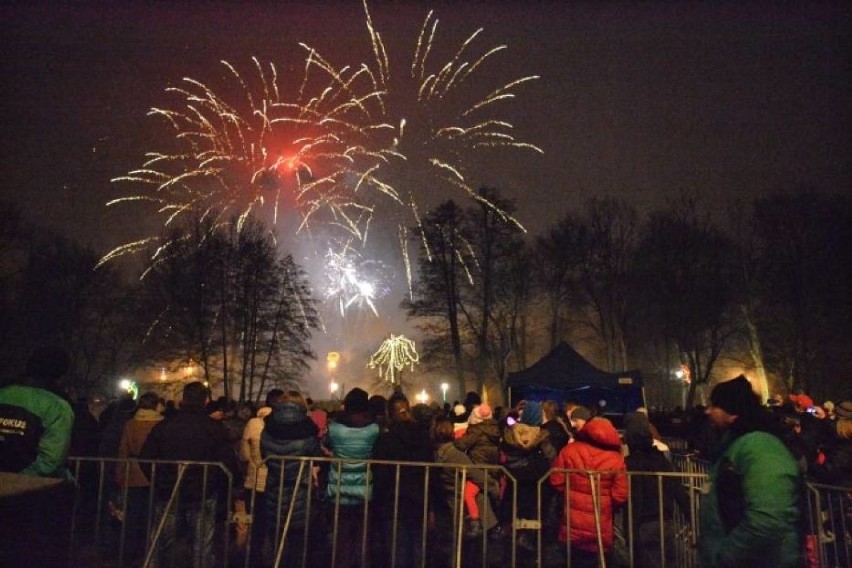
top-left (549, 416), bottom-right (628, 567)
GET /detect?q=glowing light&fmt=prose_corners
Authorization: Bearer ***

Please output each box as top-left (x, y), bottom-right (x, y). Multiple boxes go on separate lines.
top-left (440, 382), bottom-right (449, 403)
top-left (367, 334), bottom-right (419, 385)
top-left (416, 389), bottom-right (429, 405)
top-left (118, 379), bottom-right (139, 400)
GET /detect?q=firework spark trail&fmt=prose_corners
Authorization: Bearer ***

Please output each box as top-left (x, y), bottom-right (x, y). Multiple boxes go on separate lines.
top-left (101, 55), bottom-right (385, 271)
top-left (102, 1), bottom-right (541, 316)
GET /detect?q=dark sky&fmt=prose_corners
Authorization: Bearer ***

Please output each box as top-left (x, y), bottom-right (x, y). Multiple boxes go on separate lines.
top-left (3, 1), bottom-right (849, 250)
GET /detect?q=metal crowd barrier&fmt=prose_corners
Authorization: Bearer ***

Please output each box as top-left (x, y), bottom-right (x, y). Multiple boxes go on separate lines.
top-left (63, 455), bottom-right (850, 568)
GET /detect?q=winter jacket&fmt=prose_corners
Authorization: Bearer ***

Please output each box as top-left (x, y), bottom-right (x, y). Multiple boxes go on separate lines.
top-left (434, 441), bottom-right (499, 530)
top-left (260, 402), bottom-right (320, 528)
top-left (502, 423), bottom-right (556, 481)
top-left (241, 406), bottom-right (272, 492)
top-left (324, 411), bottom-right (379, 505)
top-left (371, 420), bottom-right (434, 522)
top-left (139, 406), bottom-right (239, 501)
top-left (699, 430), bottom-right (801, 568)
top-left (116, 408), bottom-right (163, 487)
top-left (0, 385), bottom-right (74, 478)
top-left (453, 419), bottom-right (501, 480)
top-left (549, 418), bottom-right (628, 551)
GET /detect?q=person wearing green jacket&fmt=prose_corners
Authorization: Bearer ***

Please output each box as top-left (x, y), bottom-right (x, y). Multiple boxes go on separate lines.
top-left (0, 345), bottom-right (74, 478)
top-left (0, 345), bottom-right (75, 568)
top-left (699, 375), bottom-right (802, 568)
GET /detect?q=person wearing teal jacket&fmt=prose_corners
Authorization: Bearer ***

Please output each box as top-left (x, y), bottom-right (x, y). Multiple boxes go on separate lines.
top-left (0, 346), bottom-right (74, 478)
top-left (699, 375), bottom-right (801, 568)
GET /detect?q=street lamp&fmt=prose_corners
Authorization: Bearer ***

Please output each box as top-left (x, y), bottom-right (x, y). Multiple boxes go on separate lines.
top-left (440, 382), bottom-right (449, 403)
top-left (416, 389), bottom-right (429, 405)
top-left (330, 381), bottom-right (339, 400)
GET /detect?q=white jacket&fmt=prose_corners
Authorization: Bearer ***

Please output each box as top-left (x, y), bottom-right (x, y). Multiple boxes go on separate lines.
top-left (240, 406), bottom-right (272, 492)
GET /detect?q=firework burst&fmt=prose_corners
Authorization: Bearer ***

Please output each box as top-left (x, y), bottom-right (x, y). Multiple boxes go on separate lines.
top-left (100, 55), bottom-right (384, 270)
top-left (101, 1), bottom-right (541, 306)
top-left (304, 0), bottom-right (543, 293)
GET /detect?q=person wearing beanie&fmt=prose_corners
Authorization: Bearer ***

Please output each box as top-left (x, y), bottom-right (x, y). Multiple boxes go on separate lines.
top-left (520, 400), bottom-right (543, 426)
top-left (699, 375), bottom-right (801, 568)
top-left (324, 387), bottom-right (379, 567)
top-left (570, 405), bottom-right (592, 432)
top-left (550, 416), bottom-right (627, 564)
top-left (454, 403), bottom-right (501, 538)
top-left (623, 412), bottom-right (690, 567)
top-left (501, 400), bottom-right (557, 551)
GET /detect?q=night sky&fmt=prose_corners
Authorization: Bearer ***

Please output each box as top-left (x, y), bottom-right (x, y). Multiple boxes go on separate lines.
top-left (2, 1), bottom-right (850, 386)
top-left (3, 1), bottom-right (849, 245)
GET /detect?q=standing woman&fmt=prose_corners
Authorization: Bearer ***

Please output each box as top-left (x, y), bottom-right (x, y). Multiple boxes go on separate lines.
top-left (261, 390), bottom-right (322, 566)
top-left (371, 394), bottom-right (434, 567)
top-left (324, 387), bottom-right (380, 568)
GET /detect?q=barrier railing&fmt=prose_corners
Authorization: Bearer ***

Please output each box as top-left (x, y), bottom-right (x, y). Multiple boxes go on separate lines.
top-left (60, 455), bottom-right (850, 567)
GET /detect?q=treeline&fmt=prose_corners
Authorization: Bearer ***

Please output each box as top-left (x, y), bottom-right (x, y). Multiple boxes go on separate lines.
top-left (3, 188), bottom-right (850, 407)
top-left (0, 205), bottom-right (318, 404)
top-left (404, 189), bottom-right (852, 407)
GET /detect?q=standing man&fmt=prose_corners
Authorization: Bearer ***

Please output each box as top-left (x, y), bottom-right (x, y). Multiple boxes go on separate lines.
top-left (699, 375), bottom-right (801, 568)
top-left (140, 381), bottom-right (239, 568)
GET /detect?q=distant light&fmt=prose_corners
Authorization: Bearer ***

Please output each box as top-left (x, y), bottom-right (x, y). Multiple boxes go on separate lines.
top-left (119, 379), bottom-right (131, 390)
top-left (416, 389), bottom-right (429, 404)
top-left (675, 369), bottom-right (685, 379)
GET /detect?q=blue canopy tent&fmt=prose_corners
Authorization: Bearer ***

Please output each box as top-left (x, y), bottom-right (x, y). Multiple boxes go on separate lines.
top-left (506, 342), bottom-right (645, 416)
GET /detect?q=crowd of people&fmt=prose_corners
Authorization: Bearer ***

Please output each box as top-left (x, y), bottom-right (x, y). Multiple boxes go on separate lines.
top-left (1, 346), bottom-right (850, 567)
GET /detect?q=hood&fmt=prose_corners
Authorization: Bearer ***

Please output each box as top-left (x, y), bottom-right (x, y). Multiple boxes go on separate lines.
top-left (623, 412), bottom-right (653, 452)
top-left (269, 401), bottom-right (308, 424)
top-left (576, 417), bottom-right (622, 451)
top-left (263, 402), bottom-right (319, 440)
top-left (134, 408), bottom-right (164, 422)
top-left (505, 423), bottom-right (548, 450)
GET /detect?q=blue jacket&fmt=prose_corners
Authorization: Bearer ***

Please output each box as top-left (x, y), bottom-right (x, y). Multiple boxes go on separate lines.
top-left (260, 402), bottom-right (320, 529)
top-left (325, 412), bottom-right (379, 506)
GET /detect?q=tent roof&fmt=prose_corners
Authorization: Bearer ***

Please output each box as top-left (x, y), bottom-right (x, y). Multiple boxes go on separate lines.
top-left (507, 341), bottom-right (641, 389)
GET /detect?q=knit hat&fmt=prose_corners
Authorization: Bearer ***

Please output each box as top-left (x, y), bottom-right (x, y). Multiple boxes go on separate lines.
top-left (710, 375), bottom-right (759, 416)
top-left (789, 394), bottom-right (815, 412)
top-left (570, 406), bottom-right (592, 423)
top-left (836, 401), bottom-right (852, 420)
top-left (520, 401), bottom-right (543, 426)
top-left (468, 404), bottom-right (492, 425)
top-left (453, 404), bottom-right (467, 417)
top-left (343, 387), bottom-right (370, 414)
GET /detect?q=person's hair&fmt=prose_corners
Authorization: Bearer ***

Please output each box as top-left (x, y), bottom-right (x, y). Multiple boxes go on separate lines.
top-left (265, 388), bottom-right (285, 407)
top-left (542, 400), bottom-right (559, 422)
top-left (388, 397), bottom-right (414, 424)
top-left (284, 390), bottom-right (307, 409)
top-left (431, 416), bottom-right (455, 445)
top-left (137, 391), bottom-right (160, 411)
top-left (182, 381), bottom-right (209, 408)
top-left (837, 419), bottom-right (852, 440)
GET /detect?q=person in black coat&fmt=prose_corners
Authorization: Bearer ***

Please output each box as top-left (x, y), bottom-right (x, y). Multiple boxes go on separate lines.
top-left (140, 381), bottom-right (239, 568)
top-left (371, 394), bottom-right (435, 568)
top-left (623, 412), bottom-right (690, 568)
